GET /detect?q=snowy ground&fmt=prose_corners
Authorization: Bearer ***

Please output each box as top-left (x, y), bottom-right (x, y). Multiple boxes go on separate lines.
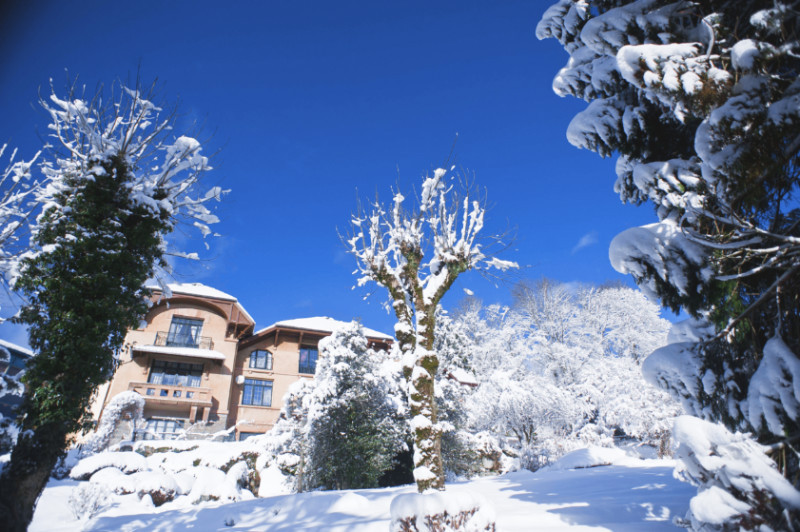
top-left (31, 455), bottom-right (693, 531)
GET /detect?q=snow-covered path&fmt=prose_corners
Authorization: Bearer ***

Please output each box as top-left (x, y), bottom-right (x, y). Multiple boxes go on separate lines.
top-left (32, 459), bottom-right (693, 531)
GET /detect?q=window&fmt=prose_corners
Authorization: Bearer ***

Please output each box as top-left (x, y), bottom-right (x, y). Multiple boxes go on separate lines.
top-left (148, 360), bottom-right (203, 387)
top-left (249, 350), bottom-right (273, 370)
top-left (139, 418), bottom-right (184, 440)
top-left (241, 378), bottom-right (273, 407)
top-left (298, 347), bottom-right (318, 374)
top-left (238, 431), bottom-right (262, 441)
top-left (167, 317), bottom-right (204, 347)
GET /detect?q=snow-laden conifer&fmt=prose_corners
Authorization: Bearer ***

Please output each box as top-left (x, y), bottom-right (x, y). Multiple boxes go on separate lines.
top-left (304, 321), bottom-right (406, 490)
top-left (538, 2), bottom-right (800, 527)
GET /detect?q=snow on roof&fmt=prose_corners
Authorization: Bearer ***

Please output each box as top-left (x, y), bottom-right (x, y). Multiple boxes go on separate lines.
top-left (132, 344), bottom-right (227, 361)
top-left (256, 317), bottom-right (393, 341)
top-left (449, 368), bottom-right (479, 386)
top-left (147, 282), bottom-right (237, 302)
top-left (145, 282), bottom-right (254, 324)
top-left (0, 338), bottom-right (33, 357)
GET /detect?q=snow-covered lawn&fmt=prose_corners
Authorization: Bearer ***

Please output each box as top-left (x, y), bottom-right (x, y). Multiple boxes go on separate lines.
top-left (31, 456), bottom-right (693, 531)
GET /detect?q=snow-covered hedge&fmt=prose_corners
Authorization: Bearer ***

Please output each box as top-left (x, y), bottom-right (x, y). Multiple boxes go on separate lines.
top-left (70, 451), bottom-right (147, 480)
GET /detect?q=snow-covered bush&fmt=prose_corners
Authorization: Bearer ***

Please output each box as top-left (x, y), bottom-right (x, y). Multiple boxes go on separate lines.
top-left (68, 482), bottom-right (110, 520)
top-left (390, 491), bottom-right (496, 532)
top-left (187, 466), bottom-right (254, 504)
top-left (89, 466), bottom-right (136, 495)
top-left (674, 416), bottom-right (800, 531)
top-left (131, 470), bottom-right (179, 506)
top-left (69, 451), bottom-right (147, 480)
top-left (84, 391), bottom-right (145, 454)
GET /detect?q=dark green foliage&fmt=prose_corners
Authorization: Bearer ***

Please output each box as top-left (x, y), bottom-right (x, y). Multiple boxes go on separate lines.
top-left (0, 153), bottom-right (169, 528)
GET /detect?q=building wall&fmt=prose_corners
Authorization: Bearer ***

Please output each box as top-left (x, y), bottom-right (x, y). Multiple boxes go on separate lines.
top-left (94, 298), bottom-right (239, 440)
top-left (228, 330), bottom-right (323, 438)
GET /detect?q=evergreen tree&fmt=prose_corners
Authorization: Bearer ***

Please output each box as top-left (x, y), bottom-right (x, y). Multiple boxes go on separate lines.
top-left (305, 322), bottom-right (406, 490)
top-left (0, 81), bottom-right (221, 531)
top-left (538, 2), bottom-right (800, 527)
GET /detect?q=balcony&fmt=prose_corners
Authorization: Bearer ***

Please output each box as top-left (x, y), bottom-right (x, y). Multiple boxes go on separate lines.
top-left (154, 331), bottom-right (214, 350)
top-left (128, 381), bottom-right (213, 408)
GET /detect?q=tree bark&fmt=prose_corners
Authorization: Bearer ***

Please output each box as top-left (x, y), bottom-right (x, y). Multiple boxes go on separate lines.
top-left (0, 424), bottom-right (67, 532)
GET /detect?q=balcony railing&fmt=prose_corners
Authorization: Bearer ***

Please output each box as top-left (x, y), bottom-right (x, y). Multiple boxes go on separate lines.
top-left (128, 381), bottom-right (213, 407)
top-left (154, 331), bottom-right (214, 350)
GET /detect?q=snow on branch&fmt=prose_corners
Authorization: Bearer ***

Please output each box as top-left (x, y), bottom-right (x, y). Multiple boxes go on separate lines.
top-left (346, 167), bottom-right (518, 310)
top-left (35, 79), bottom-right (227, 288)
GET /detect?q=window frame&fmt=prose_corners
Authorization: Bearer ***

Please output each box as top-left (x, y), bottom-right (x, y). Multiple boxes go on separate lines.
top-left (298, 346), bottom-right (318, 374)
top-left (248, 349), bottom-right (273, 371)
top-left (147, 359), bottom-right (204, 387)
top-left (241, 378), bottom-right (273, 407)
top-left (166, 316), bottom-right (204, 347)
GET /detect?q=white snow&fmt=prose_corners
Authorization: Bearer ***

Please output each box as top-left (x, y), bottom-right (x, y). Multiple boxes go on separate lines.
top-left (132, 344), bottom-right (227, 361)
top-left (257, 316), bottom-right (393, 341)
top-left (0, 338), bottom-right (33, 356)
top-left (146, 282), bottom-right (254, 324)
top-left (70, 452), bottom-right (148, 480)
top-left (32, 454), bottom-right (694, 532)
top-left (731, 40), bottom-right (759, 70)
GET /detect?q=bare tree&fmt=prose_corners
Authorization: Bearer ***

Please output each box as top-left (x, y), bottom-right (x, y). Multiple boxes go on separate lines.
top-left (346, 166), bottom-right (516, 492)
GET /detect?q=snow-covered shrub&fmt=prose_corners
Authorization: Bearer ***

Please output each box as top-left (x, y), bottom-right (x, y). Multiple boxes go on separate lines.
top-left (390, 491), bottom-right (496, 532)
top-left (673, 416), bottom-right (800, 531)
top-left (84, 391), bottom-right (144, 454)
top-left (186, 466), bottom-right (254, 504)
top-left (69, 451), bottom-right (147, 480)
top-left (131, 470), bottom-right (179, 506)
top-left (68, 482), bottom-right (110, 520)
top-left (89, 466), bottom-right (136, 495)
top-left (304, 321), bottom-right (407, 490)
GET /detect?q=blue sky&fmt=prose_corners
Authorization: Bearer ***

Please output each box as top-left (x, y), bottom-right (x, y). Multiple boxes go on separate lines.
top-left (0, 1), bottom-right (661, 345)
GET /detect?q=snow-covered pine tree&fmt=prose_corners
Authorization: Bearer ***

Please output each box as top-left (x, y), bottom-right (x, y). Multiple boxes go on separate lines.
top-left (305, 321), bottom-right (406, 490)
top-left (538, 2), bottom-right (800, 527)
top-left (346, 167), bottom-right (517, 492)
top-left (0, 80), bottom-right (222, 531)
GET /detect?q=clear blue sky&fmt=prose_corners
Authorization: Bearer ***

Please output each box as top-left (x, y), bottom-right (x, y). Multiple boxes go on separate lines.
top-left (0, 1), bottom-right (660, 346)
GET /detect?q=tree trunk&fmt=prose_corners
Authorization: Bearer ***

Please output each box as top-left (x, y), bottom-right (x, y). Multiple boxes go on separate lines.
top-left (0, 424), bottom-right (67, 532)
top-left (408, 305), bottom-right (445, 492)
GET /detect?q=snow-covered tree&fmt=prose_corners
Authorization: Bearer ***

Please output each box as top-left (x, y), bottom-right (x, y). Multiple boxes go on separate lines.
top-left (0, 346), bottom-right (24, 456)
top-left (305, 322), bottom-right (406, 490)
top-left (538, 1), bottom-right (800, 527)
top-left (346, 167), bottom-right (517, 492)
top-left (0, 80), bottom-right (222, 531)
top-left (0, 144), bottom-right (43, 311)
top-left (451, 281), bottom-right (676, 465)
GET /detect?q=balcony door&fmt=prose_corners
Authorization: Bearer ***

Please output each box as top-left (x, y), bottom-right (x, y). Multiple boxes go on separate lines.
top-left (167, 317), bottom-right (203, 347)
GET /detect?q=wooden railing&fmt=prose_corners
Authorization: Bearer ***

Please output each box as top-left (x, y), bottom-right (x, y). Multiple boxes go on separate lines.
top-left (128, 381), bottom-right (213, 407)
